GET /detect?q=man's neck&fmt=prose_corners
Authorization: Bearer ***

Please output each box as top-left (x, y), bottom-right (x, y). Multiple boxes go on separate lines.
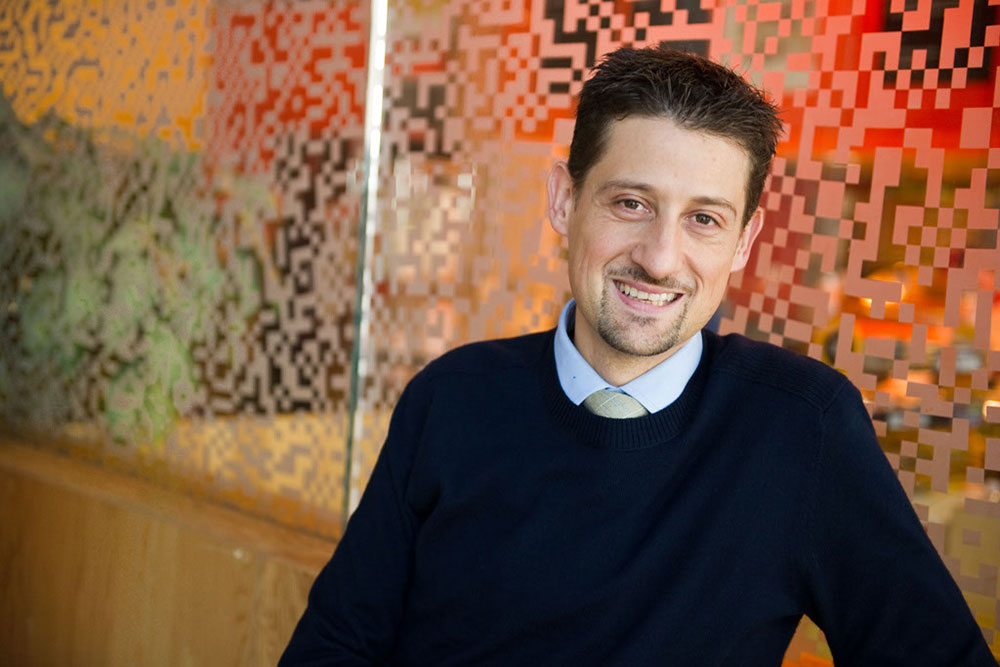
top-left (553, 301), bottom-right (703, 413)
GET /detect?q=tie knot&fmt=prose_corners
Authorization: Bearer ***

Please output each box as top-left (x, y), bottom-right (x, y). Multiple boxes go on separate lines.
top-left (582, 389), bottom-right (649, 419)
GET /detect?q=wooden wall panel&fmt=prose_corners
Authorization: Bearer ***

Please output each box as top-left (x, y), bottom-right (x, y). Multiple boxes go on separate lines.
top-left (0, 441), bottom-right (333, 666)
top-left (254, 559), bottom-right (319, 664)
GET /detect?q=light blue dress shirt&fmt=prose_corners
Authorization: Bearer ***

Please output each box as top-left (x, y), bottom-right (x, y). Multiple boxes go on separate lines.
top-left (553, 299), bottom-right (703, 414)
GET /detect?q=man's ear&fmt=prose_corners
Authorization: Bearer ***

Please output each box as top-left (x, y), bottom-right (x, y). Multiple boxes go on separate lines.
top-left (730, 207), bottom-right (764, 273)
top-left (547, 161), bottom-right (574, 237)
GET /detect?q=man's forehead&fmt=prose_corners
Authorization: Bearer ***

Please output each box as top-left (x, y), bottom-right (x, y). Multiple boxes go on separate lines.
top-left (581, 117), bottom-right (751, 209)
top-left (593, 115), bottom-right (751, 164)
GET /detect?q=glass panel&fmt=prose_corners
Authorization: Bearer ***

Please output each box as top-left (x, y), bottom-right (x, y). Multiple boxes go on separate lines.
top-left (353, 0), bottom-right (1000, 659)
top-left (345, 0), bottom-right (573, 504)
top-left (0, 0), bottom-right (370, 538)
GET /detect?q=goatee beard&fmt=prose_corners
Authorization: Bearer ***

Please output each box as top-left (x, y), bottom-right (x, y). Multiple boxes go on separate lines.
top-left (597, 285), bottom-right (689, 358)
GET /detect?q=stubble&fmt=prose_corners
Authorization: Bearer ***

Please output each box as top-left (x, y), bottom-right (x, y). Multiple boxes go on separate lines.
top-left (595, 273), bottom-right (691, 358)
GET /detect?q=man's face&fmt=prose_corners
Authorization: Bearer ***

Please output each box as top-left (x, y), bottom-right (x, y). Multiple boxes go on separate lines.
top-left (548, 116), bottom-right (763, 383)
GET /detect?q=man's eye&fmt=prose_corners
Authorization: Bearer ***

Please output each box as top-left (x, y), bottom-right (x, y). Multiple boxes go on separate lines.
top-left (619, 199), bottom-right (644, 211)
top-left (692, 213), bottom-right (718, 226)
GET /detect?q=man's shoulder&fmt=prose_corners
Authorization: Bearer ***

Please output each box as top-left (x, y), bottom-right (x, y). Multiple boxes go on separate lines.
top-left (418, 329), bottom-right (554, 381)
top-left (707, 331), bottom-right (852, 411)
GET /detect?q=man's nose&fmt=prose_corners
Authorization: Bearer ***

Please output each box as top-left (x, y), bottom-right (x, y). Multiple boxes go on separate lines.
top-left (630, 220), bottom-right (684, 279)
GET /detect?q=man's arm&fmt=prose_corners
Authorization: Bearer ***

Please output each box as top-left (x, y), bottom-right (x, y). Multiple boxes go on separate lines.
top-left (803, 381), bottom-right (995, 665)
top-left (279, 382), bottom-right (429, 665)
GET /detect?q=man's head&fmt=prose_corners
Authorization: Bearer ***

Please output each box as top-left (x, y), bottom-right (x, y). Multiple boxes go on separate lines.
top-left (548, 45), bottom-right (781, 384)
top-left (567, 45), bottom-right (781, 226)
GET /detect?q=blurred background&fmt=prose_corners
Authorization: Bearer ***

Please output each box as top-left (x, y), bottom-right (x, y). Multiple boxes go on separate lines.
top-left (0, 0), bottom-right (997, 664)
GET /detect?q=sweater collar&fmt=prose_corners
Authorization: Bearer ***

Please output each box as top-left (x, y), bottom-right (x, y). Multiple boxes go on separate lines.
top-left (541, 329), bottom-right (715, 451)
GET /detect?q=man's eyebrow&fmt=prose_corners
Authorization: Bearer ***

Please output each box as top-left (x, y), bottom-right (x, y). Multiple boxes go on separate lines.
top-left (690, 196), bottom-right (739, 217)
top-left (595, 179), bottom-right (655, 195)
top-left (595, 181), bottom-right (739, 216)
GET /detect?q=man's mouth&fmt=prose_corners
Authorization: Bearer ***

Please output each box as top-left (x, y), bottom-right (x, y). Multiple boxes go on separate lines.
top-left (614, 280), bottom-right (681, 306)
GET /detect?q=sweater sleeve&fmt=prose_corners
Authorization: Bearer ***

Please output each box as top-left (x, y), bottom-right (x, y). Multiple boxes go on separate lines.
top-left (278, 380), bottom-right (430, 666)
top-left (803, 381), bottom-right (994, 666)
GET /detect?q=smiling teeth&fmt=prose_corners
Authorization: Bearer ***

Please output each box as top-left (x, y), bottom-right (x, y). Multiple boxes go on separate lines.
top-left (615, 281), bottom-right (678, 306)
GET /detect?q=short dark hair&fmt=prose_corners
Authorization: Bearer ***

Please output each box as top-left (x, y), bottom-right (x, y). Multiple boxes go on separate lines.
top-left (567, 45), bottom-right (782, 224)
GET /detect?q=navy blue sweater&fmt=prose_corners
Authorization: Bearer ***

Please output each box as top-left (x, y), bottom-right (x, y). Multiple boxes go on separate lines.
top-left (281, 330), bottom-right (995, 665)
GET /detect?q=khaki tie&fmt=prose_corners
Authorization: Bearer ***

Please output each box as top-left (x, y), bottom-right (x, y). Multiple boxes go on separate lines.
top-left (582, 389), bottom-right (649, 419)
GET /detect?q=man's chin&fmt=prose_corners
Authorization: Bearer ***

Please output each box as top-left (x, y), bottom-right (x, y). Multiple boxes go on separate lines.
top-left (597, 326), bottom-right (683, 359)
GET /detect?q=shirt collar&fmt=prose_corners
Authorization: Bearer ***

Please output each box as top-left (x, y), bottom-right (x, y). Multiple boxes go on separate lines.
top-left (553, 299), bottom-right (703, 414)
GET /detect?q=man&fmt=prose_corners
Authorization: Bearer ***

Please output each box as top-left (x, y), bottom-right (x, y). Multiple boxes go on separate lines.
top-left (281, 46), bottom-right (994, 665)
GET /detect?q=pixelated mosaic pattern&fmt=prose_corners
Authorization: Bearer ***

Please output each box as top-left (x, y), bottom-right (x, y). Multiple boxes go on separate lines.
top-left (349, 0), bottom-right (1000, 657)
top-left (0, 0), bottom-right (211, 150)
top-left (0, 0), bottom-right (370, 538)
